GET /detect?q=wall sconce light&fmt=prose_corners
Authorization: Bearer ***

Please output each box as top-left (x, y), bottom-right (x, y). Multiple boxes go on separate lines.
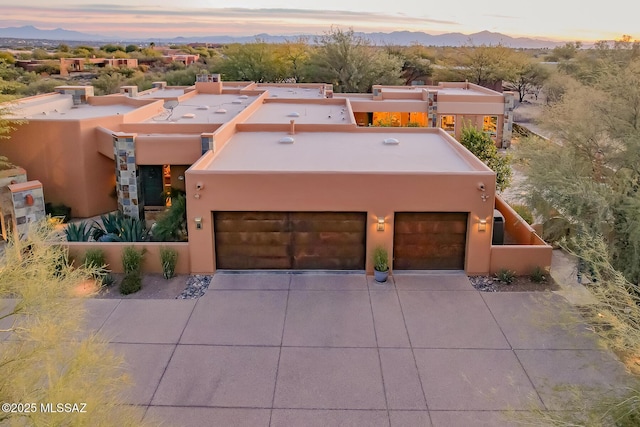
top-left (377, 217), bottom-right (385, 231)
top-left (478, 219), bottom-right (487, 232)
top-left (194, 217), bottom-right (203, 230)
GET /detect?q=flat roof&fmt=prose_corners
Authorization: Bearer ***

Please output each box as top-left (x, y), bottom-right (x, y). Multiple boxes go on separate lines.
top-left (437, 87), bottom-right (488, 96)
top-left (145, 94), bottom-right (258, 124)
top-left (259, 86), bottom-right (328, 99)
top-left (245, 102), bottom-right (352, 124)
top-left (208, 131), bottom-right (476, 173)
top-left (138, 88), bottom-right (189, 99)
top-left (12, 94), bottom-right (136, 120)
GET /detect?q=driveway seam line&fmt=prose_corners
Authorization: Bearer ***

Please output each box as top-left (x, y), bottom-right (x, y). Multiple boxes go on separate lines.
top-left (394, 277), bottom-right (433, 426)
top-left (366, 276), bottom-right (391, 427)
top-left (93, 298), bottom-right (122, 334)
top-left (143, 295), bottom-right (199, 420)
top-left (479, 292), bottom-right (547, 410)
top-left (269, 273), bottom-right (292, 427)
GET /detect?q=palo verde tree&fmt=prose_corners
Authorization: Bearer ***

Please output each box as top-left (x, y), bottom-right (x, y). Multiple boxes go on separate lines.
top-left (0, 219), bottom-right (148, 425)
top-left (517, 36), bottom-right (640, 285)
top-left (459, 125), bottom-right (512, 191)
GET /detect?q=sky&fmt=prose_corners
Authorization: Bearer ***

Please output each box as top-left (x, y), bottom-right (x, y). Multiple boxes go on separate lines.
top-left (0, 0), bottom-right (635, 42)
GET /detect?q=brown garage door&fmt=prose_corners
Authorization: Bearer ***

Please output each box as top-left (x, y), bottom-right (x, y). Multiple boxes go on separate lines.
top-left (214, 212), bottom-right (366, 270)
top-left (393, 212), bottom-right (468, 270)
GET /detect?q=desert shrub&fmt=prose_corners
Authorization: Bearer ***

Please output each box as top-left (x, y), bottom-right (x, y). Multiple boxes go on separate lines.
top-left (119, 273), bottom-right (142, 295)
top-left (530, 266), bottom-right (547, 283)
top-left (160, 247), bottom-right (178, 279)
top-left (102, 273), bottom-right (115, 287)
top-left (121, 246), bottom-right (145, 275)
top-left (512, 204), bottom-right (534, 224)
top-left (83, 248), bottom-right (105, 269)
top-left (83, 248), bottom-right (111, 284)
top-left (495, 268), bottom-right (516, 284)
top-left (0, 219), bottom-right (147, 425)
top-left (152, 194), bottom-right (187, 241)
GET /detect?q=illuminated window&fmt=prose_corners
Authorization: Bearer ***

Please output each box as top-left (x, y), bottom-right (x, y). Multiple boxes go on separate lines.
top-left (483, 116), bottom-right (498, 137)
top-left (440, 115), bottom-right (455, 133)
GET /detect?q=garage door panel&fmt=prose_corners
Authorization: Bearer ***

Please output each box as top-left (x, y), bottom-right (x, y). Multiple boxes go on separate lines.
top-left (216, 255), bottom-right (292, 270)
top-left (293, 231), bottom-right (364, 246)
top-left (214, 212), bottom-right (366, 270)
top-left (216, 244), bottom-right (290, 258)
top-left (394, 212), bottom-right (467, 270)
top-left (215, 219), bottom-right (289, 232)
top-left (394, 233), bottom-right (466, 246)
top-left (294, 255), bottom-right (365, 270)
top-left (395, 220), bottom-right (467, 235)
top-left (215, 231), bottom-right (291, 246)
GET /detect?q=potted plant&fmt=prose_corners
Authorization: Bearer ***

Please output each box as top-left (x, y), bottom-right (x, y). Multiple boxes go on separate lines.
top-left (373, 246), bottom-right (390, 283)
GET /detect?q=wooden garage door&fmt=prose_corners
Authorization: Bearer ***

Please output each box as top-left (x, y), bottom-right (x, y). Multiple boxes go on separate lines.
top-left (393, 212), bottom-right (468, 270)
top-left (214, 212), bottom-right (366, 270)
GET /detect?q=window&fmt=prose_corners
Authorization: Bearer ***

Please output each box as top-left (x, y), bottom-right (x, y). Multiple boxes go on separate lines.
top-left (440, 115), bottom-right (455, 133)
top-left (483, 116), bottom-right (498, 137)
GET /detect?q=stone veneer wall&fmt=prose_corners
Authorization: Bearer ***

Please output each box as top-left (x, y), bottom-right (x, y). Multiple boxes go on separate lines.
top-left (7, 181), bottom-right (45, 238)
top-left (113, 134), bottom-right (143, 219)
top-left (427, 91), bottom-right (437, 128)
top-left (0, 168), bottom-right (28, 239)
top-left (502, 92), bottom-right (515, 148)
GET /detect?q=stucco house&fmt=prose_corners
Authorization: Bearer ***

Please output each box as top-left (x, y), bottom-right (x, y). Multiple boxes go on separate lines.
top-left (0, 75), bottom-right (547, 275)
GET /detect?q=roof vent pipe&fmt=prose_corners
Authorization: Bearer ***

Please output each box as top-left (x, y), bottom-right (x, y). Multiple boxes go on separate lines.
top-left (289, 119), bottom-right (295, 135)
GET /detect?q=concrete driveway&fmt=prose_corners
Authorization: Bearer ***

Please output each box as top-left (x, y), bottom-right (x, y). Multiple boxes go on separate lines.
top-left (79, 273), bottom-right (630, 426)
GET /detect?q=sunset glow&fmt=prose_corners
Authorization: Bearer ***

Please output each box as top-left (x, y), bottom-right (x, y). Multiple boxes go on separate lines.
top-left (0, 1), bottom-right (635, 42)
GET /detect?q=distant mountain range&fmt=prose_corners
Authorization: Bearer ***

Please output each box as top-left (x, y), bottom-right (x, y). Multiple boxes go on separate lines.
top-left (0, 25), bottom-right (566, 48)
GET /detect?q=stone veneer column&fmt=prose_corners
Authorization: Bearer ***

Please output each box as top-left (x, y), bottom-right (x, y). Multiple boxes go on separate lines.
top-left (7, 180), bottom-right (45, 239)
top-left (502, 92), bottom-right (515, 148)
top-left (200, 133), bottom-right (215, 155)
top-left (427, 91), bottom-right (437, 128)
top-left (113, 133), bottom-right (143, 219)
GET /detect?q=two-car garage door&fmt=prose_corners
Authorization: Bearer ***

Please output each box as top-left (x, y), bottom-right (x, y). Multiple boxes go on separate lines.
top-left (214, 212), bottom-right (367, 270)
top-left (214, 211), bottom-right (468, 271)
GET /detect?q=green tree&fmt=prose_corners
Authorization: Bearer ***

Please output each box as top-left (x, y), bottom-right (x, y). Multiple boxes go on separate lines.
top-left (504, 60), bottom-right (551, 102)
top-left (219, 41), bottom-right (286, 82)
top-left (91, 70), bottom-right (126, 95)
top-left (305, 27), bottom-right (402, 92)
top-left (459, 125), bottom-right (512, 191)
top-left (517, 51), bottom-right (640, 284)
top-left (447, 44), bottom-right (520, 87)
top-left (0, 220), bottom-right (148, 425)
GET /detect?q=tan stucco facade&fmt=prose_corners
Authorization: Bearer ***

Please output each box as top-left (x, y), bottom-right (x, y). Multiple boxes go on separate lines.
top-left (1, 76), bottom-right (544, 275)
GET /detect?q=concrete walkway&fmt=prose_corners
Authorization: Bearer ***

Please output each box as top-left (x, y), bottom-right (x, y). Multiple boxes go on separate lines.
top-left (71, 272), bottom-right (631, 426)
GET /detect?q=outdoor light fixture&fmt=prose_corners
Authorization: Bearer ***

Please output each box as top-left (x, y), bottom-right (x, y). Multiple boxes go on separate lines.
top-left (377, 217), bottom-right (385, 231)
top-left (478, 219), bottom-right (487, 232)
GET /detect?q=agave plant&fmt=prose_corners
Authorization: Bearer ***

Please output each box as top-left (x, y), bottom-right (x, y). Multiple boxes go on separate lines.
top-left (91, 212), bottom-right (121, 242)
top-left (91, 212), bottom-right (148, 242)
top-left (64, 221), bottom-right (92, 242)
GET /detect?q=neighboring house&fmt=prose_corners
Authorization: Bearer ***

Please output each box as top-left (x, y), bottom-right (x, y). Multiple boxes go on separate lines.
top-left (0, 74), bottom-right (546, 275)
top-left (15, 58), bottom-right (139, 76)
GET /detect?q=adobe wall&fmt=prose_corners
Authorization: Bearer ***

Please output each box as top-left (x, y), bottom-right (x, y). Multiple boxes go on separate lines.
top-left (185, 168), bottom-right (496, 275)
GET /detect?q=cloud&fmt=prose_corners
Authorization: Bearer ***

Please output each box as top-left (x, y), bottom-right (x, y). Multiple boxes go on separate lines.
top-left (2, 5), bottom-right (459, 37)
